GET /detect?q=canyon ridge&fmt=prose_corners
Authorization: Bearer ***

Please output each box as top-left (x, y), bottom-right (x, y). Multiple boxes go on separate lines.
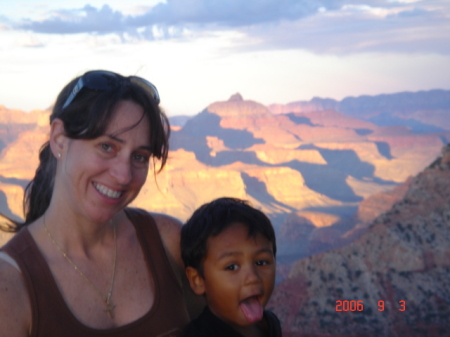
top-left (1, 90), bottom-right (449, 255)
top-left (1, 90), bottom-right (449, 335)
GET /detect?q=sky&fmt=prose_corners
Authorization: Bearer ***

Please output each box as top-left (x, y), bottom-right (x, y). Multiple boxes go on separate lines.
top-left (0, 0), bottom-right (449, 116)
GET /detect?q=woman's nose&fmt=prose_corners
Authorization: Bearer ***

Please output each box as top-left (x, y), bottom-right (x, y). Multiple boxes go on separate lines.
top-left (110, 158), bottom-right (132, 185)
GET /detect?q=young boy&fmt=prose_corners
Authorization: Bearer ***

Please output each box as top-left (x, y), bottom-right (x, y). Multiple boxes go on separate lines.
top-left (181, 197), bottom-right (282, 337)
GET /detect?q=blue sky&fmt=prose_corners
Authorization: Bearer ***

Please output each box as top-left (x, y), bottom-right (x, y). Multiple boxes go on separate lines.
top-left (0, 0), bottom-right (449, 116)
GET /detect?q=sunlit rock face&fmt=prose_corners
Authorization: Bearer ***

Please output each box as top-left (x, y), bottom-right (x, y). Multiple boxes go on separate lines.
top-left (356, 178), bottom-right (412, 225)
top-left (0, 92), bottom-right (448, 262)
top-left (269, 144), bottom-right (450, 336)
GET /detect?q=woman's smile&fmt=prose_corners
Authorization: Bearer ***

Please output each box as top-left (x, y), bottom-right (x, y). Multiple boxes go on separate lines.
top-left (93, 182), bottom-right (123, 199)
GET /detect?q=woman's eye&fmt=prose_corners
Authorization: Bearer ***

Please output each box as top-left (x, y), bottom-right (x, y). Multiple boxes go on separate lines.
top-left (133, 153), bottom-right (150, 164)
top-left (225, 264), bottom-right (239, 271)
top-left (101, 143), bottom-right (113, 152)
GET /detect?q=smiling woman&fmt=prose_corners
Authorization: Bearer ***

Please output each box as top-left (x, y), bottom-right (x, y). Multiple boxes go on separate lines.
top-left (0, 70), bottom-right (204, 337)
top-left (56, 101), bottom-right (151, 223)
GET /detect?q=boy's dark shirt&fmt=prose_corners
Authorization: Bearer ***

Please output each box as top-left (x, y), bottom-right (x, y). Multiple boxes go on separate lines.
top-left (183, 306), bottom-right (282, 337)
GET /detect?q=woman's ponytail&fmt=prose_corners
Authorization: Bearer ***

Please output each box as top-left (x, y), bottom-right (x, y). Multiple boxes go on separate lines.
top-left (23, 142), bottom-right (56, 227)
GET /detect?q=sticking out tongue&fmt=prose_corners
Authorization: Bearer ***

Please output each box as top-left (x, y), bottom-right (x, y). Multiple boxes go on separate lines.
top-left (240, 297), bottom-right (263, 323)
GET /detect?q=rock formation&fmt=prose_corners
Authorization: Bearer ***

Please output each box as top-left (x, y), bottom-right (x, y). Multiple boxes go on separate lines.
top-left (0, 92), bottom-right (447, 264)
top-left (356, 178), bottom-right (412, 225)
top-left (269, 144), bottom-right (450, 336)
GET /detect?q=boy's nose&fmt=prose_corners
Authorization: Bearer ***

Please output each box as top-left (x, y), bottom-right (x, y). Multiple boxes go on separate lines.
top-left (244, 265), bottom-right (262, 285)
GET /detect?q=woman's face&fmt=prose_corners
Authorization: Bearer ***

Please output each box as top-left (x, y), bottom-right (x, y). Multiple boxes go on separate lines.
top-left (57, 100), bottom-right (151, 224)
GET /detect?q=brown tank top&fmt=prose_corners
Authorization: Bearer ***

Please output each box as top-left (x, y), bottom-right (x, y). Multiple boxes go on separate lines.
top-left (1, 208), bottom-right (190, 337)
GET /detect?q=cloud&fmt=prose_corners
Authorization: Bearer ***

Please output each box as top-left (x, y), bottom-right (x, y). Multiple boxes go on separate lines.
top-left (19, 4), bottom-right (126, 34)
top-left (0, 14), bottom-right (12, 29)
top-left (17, 1), bottom-right (345, 35)
top-left (240, 3), bottom-right (450, 54)
top-left (15, 34), bottom-right (44, 48)
top-left (129, 0), bottom-right (339, 27)
top-left (395, 7), bottom-right (433, 18)
top-left (12, 0), bottom-right (450, 54)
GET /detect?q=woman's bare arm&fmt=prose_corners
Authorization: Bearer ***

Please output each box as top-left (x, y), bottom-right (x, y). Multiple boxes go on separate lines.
top-left (0, 259), bottom-right (31, 337)
top-left (152, 213), bottom-right (206, 319)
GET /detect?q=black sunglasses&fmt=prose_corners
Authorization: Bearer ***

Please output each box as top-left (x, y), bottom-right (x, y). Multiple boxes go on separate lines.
top-left (62, 70), bottom-right (160, 109)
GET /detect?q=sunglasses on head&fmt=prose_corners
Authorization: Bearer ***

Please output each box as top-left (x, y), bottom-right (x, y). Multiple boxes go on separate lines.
top-left (62, 70), bottom-right (160, 109)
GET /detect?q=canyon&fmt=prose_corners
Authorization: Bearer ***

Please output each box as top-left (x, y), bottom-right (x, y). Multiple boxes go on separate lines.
top-left (269, 145), bottom-right (450, 336)
top-left (1, 91), bottom-right (449, 252)
top-left (1, 90), bottom-right (449, 334)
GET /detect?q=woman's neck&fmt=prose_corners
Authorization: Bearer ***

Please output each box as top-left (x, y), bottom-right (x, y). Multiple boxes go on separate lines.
top-left (35, 204), bottom-right (119, 257)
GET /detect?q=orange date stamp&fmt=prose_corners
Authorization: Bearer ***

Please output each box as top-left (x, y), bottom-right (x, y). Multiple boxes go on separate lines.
top-left (335, 300), bottom-right (406, 311)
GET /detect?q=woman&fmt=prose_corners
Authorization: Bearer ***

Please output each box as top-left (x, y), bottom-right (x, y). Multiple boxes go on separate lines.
top-left (0, 70), bottom-right (203, 336)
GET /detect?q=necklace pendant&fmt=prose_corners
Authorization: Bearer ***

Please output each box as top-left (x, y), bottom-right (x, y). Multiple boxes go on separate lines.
top-left (105, 302), bottom-right (116, 319)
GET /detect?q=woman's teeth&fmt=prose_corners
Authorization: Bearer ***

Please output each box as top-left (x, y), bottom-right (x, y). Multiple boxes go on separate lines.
top-left (94, 183), bottom-right (122, 199)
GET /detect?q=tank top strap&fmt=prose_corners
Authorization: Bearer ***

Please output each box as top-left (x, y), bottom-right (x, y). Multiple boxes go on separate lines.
top-left (123, 207), bottom-right (183, 298)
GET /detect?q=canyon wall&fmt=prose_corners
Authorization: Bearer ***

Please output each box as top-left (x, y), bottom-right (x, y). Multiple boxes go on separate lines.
top-left (1, 92), bottom-right (449, 256)
top-left (269, 145), bottom-right (450, 336)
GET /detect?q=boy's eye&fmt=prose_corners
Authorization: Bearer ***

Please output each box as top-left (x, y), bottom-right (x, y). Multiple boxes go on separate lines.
top-left (225, 264), bottom-right (239, 271)
top-left (256, 259), bottom-right (270, 266)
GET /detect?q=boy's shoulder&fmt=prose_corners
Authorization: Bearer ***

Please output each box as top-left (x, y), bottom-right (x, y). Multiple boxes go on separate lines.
top-left (183, 307), bottom-right (282, 337)
top-left (183, 307), bottom-right (241, 337)
top-left (264, 309), bottom-right (283, 337)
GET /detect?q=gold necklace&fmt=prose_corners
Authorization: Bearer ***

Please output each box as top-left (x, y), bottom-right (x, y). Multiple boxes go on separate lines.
top-left (43, 214), bottom-right (118, 319)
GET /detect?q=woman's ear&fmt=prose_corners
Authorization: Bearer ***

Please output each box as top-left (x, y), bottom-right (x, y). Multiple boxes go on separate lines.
top-left (49, 118), bottom-right (66, 158)
top-left (185, 267), bottom-right (206, 296)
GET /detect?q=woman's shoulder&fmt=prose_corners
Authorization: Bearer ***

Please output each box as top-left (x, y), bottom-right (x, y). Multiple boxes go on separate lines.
top-left (0, 255), bottom-right (25, 297)
top-left (148, 211), bottom-right (183, 268)
top-left (125, 207), bottom-right (182, 244)
top-left (151, 212), bottom-right (183, 241)
top-left (125, 207), bottom-right (183, 271)
top-left (0, 256), bottom-right (31, 336)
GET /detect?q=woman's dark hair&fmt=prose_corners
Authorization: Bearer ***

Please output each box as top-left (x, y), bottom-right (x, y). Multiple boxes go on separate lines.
top-left (1, 70), bottom-right (169, 232)
top-left (181, 197), bottom-right (276, 276)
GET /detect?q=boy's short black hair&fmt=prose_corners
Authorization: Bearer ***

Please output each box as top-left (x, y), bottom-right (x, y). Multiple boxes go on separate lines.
top-left (181, 197), bottom-right (276, 275)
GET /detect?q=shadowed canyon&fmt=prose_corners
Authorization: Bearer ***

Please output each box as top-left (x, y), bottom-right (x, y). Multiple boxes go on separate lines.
top-left (1, 89), bottom-right (450, 335)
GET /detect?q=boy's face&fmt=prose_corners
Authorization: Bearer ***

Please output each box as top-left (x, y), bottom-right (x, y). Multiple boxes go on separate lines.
top-left (187, 222), bottom-right (276, 330)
